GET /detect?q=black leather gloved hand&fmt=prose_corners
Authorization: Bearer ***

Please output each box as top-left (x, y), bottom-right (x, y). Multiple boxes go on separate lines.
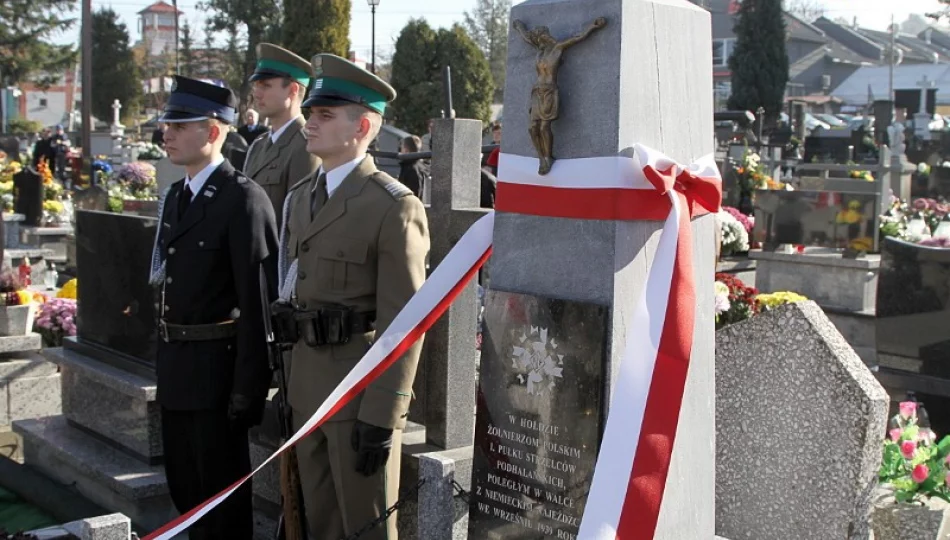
top-left (351, 420), bottom-right (394, 477)
top-left (228, 393), bottom-right (264, 429)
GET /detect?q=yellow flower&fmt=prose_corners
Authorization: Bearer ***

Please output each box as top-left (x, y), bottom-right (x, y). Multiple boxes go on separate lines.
top-left (756, 291), bottom-right (808, 308)
top-left (16, 290), bottom-right (33, 306)
top-left (57, 279), bottom-right (78, 299)
top-left (43, 200), bottom-right (64, 214)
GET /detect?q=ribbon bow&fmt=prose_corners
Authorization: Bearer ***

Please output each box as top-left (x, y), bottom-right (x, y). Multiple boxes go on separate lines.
top-left (635, 144), bottom-right (722, 217)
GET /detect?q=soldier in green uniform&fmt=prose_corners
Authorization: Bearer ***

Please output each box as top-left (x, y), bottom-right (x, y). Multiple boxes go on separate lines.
top-left (244, 43), bottom-right (320, 224)
top-left (278, 54), bottom-right (430, 540)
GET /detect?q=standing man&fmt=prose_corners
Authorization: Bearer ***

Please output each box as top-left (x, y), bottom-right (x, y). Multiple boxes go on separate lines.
top-left (151, 76), bottom-right (278, 540)
top-left (238, 109), bottom-right (268, 145)
top-left (281, 54), bottom-right (429, 540)
top-left (244, 43), bottom-right (320, 224)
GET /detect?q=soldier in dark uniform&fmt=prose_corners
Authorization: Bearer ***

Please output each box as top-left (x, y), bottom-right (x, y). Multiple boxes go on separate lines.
top-left (150, 76), bottom-right (279, 540)
top-left (280, 54), bottom-right (429, 540)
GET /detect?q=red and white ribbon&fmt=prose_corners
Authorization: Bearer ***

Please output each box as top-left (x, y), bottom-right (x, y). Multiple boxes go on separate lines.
top-left (144, 144), bottom-right (719, 540)
top-left (143, 212), bottom-right (494, 540)
top-left (496, 147), bottom-right (720, 540)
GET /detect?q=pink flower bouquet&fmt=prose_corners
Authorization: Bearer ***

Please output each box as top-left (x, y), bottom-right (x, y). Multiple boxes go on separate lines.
top-left (879, 401), bottom-right (950, 503)
top-left (33, 298), bottom-right (77, 347)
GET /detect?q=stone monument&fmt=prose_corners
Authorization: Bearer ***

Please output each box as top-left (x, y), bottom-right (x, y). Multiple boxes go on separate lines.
top-left (110, 99), bottom-right (125, 157)
top-left (716, 301), bottom-right (888, 540)
top-left (470, 0), bottom-right (717, 538)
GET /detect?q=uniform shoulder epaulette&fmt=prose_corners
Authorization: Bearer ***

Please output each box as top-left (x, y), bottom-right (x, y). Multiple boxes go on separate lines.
top-left (370, 172), bottom-right (412, 199)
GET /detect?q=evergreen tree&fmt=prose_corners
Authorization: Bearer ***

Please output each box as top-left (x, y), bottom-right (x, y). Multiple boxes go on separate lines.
top-left (437, 25), bottom-right (494, 126)
top-left (91, 8), bottom-right (141, 123)
top-left (283, 0), bottom-right (350, 60)
top-left (223, 25), bottom-right (247, 97)
top-left (199, 0), bottom-right (281, 100)
top-left (180, 21), bottom-right (195, 77)
top-left (0, 0), bottom-right (76, 86)
top-left (727, 0), bottom-right (789, 125)
top-left (463, 0), bottom-right (511, 102)
top-left (390, 20), bottom-right (493, 135)
top-left (202, 22), bottom-right (216, 78)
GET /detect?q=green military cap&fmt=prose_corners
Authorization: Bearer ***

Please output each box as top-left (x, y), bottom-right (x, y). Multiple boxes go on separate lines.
top-left (302, 54), bottom-right (396, 116)
top-left (249, 43), bottom-right (313, 87)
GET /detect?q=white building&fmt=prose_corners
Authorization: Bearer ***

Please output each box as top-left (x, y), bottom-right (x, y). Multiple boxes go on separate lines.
top-left (137, 1), bottom-right (182, 57)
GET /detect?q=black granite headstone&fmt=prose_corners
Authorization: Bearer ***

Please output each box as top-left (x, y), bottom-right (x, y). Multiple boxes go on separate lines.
top-left (13, 168), bottom-right (44, 226)
top-left (73, 210), bottom-right (159, 377)
top-left (468, 290), bottom-right (608, 540)
top-left (752, 191), bottom-right (879, 250)
top-left (875, 237), bottom-right (950, 434)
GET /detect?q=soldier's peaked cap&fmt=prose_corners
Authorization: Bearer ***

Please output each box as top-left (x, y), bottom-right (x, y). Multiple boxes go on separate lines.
top-left (302, 54), bottom-right (396, 115)
top-left (249, 43), bottom-right (313, 87)
top-left (158, 76), bottom-right (238, 124)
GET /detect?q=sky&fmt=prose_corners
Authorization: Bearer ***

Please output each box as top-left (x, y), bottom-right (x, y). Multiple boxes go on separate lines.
top-left (54, 0), bottom-right (950, 60)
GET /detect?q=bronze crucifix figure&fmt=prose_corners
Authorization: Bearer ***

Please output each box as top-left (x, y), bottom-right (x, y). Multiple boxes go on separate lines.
top-left (513, 16), bottom-right (607, 175)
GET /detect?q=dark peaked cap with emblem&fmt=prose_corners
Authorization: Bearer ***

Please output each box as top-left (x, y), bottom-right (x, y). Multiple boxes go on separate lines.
top-left (248, 43), bottom-right (313, 87)
top-left (302, 54), bottom-right (396, 116)
top-left (158, 76), bottom-right (239, 124)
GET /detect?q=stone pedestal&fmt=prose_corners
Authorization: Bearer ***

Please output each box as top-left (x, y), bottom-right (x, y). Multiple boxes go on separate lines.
top-left (11, 346), bottom-right (173, 531)
top-left (0, 337), bottom-right (59, 428)
top-left (750, 249), bottom-right (880, 312)
top-left (4, 212), bottom-right (25, 249)
top-left (22, 226), bottom-right (74, 265)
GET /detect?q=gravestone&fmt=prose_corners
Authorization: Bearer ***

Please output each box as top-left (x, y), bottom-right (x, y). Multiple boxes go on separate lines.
top-left (73, 210), bottom-right (159, 374)
top-left (468, 290), bottom-right (608, 538)
top-left (716, 301), bottom-right (888, 540)
top-left (483, 0), bottom-right (716, 538)
top-left (416, 118), bottom-right (490, 448)
top-left (13, 167), bottom-right (44, 226)
top-left (73, 185), bottom-right (109, 212)
top-left (875, 237), bottom-right (950, 435)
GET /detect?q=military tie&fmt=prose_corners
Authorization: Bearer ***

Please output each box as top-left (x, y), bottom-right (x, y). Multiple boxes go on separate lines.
top-left (178, 182), bottom-right (193, 216)
top-left (310, 172), bottom-right (328, 221)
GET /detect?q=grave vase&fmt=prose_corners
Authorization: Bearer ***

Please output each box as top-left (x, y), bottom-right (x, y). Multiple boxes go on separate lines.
top-left (872, 498), bottom-right (950, 540)
top-left (0, 303), bottom-right (35, 336)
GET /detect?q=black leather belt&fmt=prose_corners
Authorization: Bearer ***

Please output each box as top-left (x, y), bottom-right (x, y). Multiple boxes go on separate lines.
top-left (159, 319), bottom-right (237, 342)
top-left (291, 308), bottom-right (376, 347)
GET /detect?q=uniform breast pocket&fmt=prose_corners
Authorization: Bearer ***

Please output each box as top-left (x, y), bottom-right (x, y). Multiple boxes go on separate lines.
top-left (181, 236), bottom-right (223, 258)
top-left (316, 239), bottom-right (369, 290)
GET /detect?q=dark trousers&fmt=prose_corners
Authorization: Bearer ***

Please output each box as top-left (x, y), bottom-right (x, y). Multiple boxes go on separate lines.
top-left (160, 407), bottom-right (253, 540)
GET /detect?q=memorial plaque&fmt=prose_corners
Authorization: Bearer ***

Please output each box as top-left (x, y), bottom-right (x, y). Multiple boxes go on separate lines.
top-left (469, 290), bottom-right (607, 540)
top-left (753, 190), bottom-right (879, 250)
top-left (74, 210), bottom-right (159, 376)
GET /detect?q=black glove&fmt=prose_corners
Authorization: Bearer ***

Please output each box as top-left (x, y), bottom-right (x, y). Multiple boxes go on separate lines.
top-left (350, 420), bottom-right (394, 477)
top-left (227, 393), bottom-right (264, 429)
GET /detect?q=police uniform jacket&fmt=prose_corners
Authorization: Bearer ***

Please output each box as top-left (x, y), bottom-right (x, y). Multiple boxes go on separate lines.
top-left (244, 116), bottom-right (319, 223)
top-left (156, 160), bottom-right (279, 411)
top-left (285, 156), bottom-right (429, 429)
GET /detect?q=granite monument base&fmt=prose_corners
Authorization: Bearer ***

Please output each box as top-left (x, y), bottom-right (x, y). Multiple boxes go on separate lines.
top-left (750, 248), bottom-right (880, 312)
top-left (29, 513), bottom-right (132, 540)
top-left (22, 226), bottom-right (73, 265)
top-left (44, 346), bottom-right (162, 463)
top-left (14, 415), bottom-right (174, 531)
top-left (0, 346), bottom-right (60, 428)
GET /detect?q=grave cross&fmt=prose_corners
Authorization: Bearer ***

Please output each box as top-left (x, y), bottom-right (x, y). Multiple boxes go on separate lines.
top-left (414, 118), bottom-right (489, 450)
top-left (916, 75), bottom-right (935, 115)
top-left (111, 99), bottom-right (122, 126)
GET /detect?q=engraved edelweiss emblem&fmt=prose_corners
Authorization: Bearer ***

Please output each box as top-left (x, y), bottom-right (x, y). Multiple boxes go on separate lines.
top-left (510, 326), bottom-right (564, 395)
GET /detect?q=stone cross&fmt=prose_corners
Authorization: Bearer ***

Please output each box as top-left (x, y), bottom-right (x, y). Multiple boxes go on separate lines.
top-left (414, 118), bottom-right (490, 450)
top-left (916, 75), bottom-right (935, 114)
top-left (111, 99), bottom-right (122, 126)
top-left (489, 0), bottom-right (716, 536)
